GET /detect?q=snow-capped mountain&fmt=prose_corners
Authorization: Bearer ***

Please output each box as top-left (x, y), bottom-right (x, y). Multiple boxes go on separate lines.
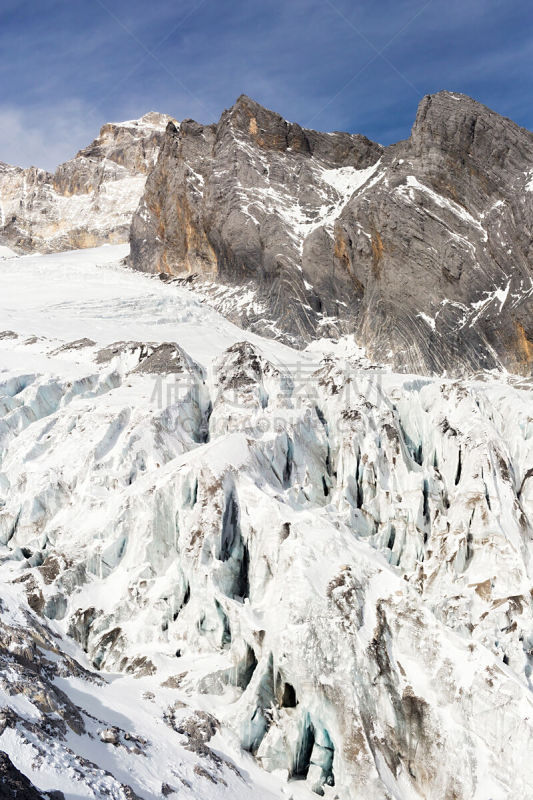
top-left (1, 91), bottom-right (533, 799)
top-left (0, 246), bottom-right (532, 799)
top-left (0, 112), bottom-right (174, 254)
top-left (129, 92), bottom-right (533, 376)
top-left (2, 92), bottom-right (532, 376)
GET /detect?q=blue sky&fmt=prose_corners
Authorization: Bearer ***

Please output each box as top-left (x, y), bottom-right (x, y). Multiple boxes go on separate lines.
top-left (1, 0), bottom-right (532, 170)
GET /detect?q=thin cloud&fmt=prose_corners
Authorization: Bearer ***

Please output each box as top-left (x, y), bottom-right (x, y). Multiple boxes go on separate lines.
top-left (0, 101), bottom-right (106, 171)
top-left (0, 0), bottom-right (531, 167)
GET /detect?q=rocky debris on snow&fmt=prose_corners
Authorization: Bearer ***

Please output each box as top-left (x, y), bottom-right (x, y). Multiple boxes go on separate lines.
top-left (1, 247), bottom-right (533, 799)
top-left (173, 710), bottom-right (219, 749)
top-left (131, 342), bottom-right (202, 376)
top-left (95, 340), bottom-right (152, 365)
top-left (95, 340), bottom-right (204, 378)
top-left (0, 581), bottom-right (250, 800)
top-left (99, 728), bottom-right (120, 745)
top-left (163, 705), bottom-right (240, 778)
top-left (51, 338), bottom-right (97, 355)
top-left (98, 727), bottom-right (147, 754)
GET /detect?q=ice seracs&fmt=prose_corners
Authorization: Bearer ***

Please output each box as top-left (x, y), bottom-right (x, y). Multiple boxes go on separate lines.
top-left (1, 246), bottom-right (532, 799)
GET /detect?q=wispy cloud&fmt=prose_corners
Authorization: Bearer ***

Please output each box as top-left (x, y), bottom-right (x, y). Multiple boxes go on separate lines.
top-left (0, 0), bottom-right (531, 168)
top-left (0, 100), bottom-right (102, 171)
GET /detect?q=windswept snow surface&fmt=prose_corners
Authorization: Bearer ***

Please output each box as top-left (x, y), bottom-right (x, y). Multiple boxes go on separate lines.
top-left (0, 245), bottom-right (16, 259)
top-left (0, 244), bottom-right (300, 374)
top-left (1, 247), bottom-right (533, 800)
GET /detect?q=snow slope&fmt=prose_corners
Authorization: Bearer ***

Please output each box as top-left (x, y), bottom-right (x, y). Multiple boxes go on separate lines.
top-left (1, 247), bottom-right (533, 799)
top-left (0, 245), bottom-right (300, 371)
top-left (0, 572), bottom-right (303, 800)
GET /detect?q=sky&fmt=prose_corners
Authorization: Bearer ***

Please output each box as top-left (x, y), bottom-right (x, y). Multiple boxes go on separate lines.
top-left (1, 0), bottom-right (532, 171)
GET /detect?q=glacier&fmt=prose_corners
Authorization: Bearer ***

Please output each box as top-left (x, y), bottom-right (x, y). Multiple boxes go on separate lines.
top-left (0, 246), bottom-right (532, 799)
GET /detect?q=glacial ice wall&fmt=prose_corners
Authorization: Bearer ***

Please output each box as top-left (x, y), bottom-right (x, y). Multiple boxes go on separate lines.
top-left (0, 248), bottom-right (532, 799)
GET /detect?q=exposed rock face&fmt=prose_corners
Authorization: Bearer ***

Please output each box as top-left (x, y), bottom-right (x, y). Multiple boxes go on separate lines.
top-left (129, 95), bottom-right (383, 342)
top-left (0, 751), bottom-right (55, 799)
top-left (130, 92), bottom-right (533, 375)
top-left (335, 92), bottom-right (533, 374)
top-left (0, 112), bottom-right (174, 253)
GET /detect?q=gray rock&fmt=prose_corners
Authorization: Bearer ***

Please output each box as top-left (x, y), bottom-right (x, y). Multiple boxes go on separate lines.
top-left (99, 727), bottom-right (120, 745)
top-left (95, 340), bottom-right (204, 378)
top-left (51, 338), bottom-right (96, 354)
top-left (129, 92), bottom-right (533, 376)
top-left (334, 91), bottom-right (533, 374)
top-left (129, 96), bottom-right (382, 344)
top-left (132, 342), bottom-right (201, 376)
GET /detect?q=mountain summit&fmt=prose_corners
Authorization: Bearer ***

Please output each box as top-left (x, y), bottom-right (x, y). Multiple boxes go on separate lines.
top-left (128, 91), bottom-right (533, 376)
top-left (0, 111), bottom-right (174, 253)
top-left (1, 92), bottom-right (532, 377)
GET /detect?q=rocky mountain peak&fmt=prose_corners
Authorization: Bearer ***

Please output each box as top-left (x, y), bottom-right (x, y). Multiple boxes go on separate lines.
top-left (96, 109), bottom-right (173, 135)
top-left (1, 91), bottom-right (532, 377)
top-left (130, 91), bottom-right (533, 376)
top-left (129, 95), bottom-right (383, 343)
top-left (221, 93), bottom-right (308, 153)
top-left (73, 111), bottom-right (175, 174)
top-left (218, 94), bottom-right (382, 167)
top-left (411, 90), bottom-right (533, 169)
top-left (0, 111), bottom-right (173, 253)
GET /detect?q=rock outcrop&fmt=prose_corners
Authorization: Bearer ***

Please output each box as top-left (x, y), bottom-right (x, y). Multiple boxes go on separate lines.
top-left (335, 92), bottom-right (533, 374)
top-left (0, 751), bottom-right (57, 799)
top-left (129, 95), bottom-right (383, 343)
top-left (0, 112), bottom-right (174, 253)
top-left (129, 92), bottom-right (533, 376)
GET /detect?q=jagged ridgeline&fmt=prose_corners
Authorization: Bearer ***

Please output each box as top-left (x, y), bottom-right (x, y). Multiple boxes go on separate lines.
top-left (0, 112), bottom-right (173, 252)
top-left (1, 93), bottom-right (532, 376)
top-left (129, 92), bottom-right (533, 376)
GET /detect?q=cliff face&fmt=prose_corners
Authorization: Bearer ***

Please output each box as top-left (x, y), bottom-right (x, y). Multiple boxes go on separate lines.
top-left (1, 93), bottom-right (532, 375)
top-left (130, 92), bottom-right (533, 375)
top-left (129, 95), bottom-right (383, 343)
top-left (0, 112), bottom-right (174, 253)
top-left (335, 92), bottom-right (533, 374)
